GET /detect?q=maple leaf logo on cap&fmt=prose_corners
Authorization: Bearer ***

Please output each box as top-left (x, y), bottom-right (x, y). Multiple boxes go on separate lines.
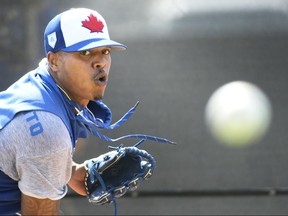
top-left (81, 13), bottom-right (104, 33)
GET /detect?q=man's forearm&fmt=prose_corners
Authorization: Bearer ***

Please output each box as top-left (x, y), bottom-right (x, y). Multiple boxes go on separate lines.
top-left (21, 193), bottom-right (60, 215)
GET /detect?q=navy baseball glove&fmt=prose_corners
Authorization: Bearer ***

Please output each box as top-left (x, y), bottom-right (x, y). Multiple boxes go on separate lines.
top-left (84, 141), bottom-right (156, 205)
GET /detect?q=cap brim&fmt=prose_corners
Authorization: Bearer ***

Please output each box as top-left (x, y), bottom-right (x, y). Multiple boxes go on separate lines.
top-left (61, 38), bottom-right (127, 52)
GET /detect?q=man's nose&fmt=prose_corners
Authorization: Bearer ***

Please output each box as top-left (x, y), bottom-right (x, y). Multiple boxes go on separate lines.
top-left (92, 60), bottom-right (106, 70)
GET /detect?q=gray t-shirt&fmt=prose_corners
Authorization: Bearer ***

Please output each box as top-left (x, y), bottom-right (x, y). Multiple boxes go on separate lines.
top-left (0, 111), bottom-right (73, 200)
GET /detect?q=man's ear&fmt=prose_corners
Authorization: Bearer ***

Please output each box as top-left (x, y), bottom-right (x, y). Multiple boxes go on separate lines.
top-left (47, 52), bottom-right (60, 72)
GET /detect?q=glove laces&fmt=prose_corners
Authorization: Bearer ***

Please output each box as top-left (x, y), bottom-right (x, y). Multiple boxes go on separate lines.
top-left (76, 101), bottom-right (176, 145)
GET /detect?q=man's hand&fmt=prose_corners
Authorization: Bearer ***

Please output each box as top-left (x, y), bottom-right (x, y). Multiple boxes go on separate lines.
top-left (68, 162), bottom-right (87, 196)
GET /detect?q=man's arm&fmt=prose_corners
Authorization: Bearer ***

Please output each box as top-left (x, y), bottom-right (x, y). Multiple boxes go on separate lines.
top-left (21, 193), bottom-right (60, 215)
top-left (68, 162), bottom-right (87, 196)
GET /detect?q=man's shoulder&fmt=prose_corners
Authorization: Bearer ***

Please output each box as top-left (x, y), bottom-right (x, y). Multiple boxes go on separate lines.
top-left (9, 111), bottom-right (71, 142)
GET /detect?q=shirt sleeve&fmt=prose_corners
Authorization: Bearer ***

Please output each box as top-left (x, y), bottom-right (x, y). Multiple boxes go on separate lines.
top-left (16, 111), bottom-right (73, 200)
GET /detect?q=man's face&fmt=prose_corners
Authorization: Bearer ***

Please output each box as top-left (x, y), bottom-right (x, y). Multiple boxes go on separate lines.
top-left (49, 47), bottom-right (112, 107)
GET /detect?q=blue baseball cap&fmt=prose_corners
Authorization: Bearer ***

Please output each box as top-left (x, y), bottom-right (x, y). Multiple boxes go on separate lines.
top-left (44, 8), bottom-right (127, 54)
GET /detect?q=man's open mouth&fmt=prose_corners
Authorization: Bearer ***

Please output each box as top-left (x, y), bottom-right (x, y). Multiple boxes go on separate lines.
top-left (95, 73), bottom-right (108, 85)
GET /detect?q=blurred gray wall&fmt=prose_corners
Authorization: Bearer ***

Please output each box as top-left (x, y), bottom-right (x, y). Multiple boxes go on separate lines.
top-left (1, 0), bottom-right (288, 215)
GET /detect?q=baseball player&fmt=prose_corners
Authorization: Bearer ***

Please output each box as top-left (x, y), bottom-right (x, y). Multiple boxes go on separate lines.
top-left (0, 7), bottom-right (173, 216)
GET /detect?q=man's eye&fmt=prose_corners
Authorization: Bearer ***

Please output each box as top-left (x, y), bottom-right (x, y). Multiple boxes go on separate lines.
top-left (103, 49), bottom-right (111, 55)
top-left (79, 50), bottom-right (91, 56)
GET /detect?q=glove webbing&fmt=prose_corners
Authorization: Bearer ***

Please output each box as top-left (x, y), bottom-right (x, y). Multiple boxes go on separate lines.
top-left (109, 145), bottom-right (156, 173)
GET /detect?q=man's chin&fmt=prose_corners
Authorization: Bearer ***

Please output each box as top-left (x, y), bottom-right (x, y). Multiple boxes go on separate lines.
top-left (93, 94), bottom-right (104, 101)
